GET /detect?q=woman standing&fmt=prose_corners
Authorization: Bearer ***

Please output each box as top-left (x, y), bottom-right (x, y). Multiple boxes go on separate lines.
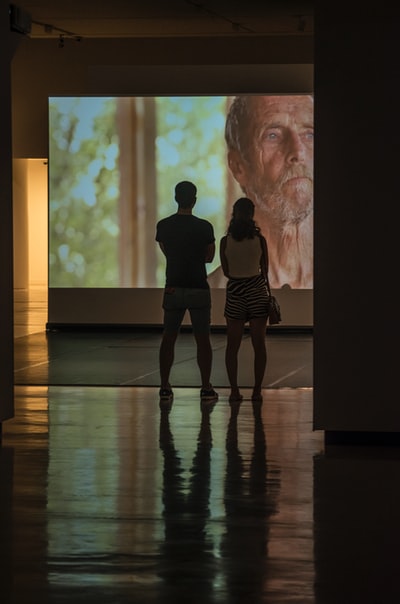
top-left (220, 197), bottom-right (270, 403)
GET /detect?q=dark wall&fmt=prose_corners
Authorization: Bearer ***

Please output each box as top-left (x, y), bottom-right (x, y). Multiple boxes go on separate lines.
top-left (0, 4), bottom-right (17, 424)
top-left (314, 8), bottom-right (400, 433)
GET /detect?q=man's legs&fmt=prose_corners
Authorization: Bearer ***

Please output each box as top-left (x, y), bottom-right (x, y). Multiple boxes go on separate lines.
top-left (159, 289), bottom-right (185, 395)
top-left (188, 288), bottom-right (217, 399)
top-left (193, 331), bottom-right (213, 389)
top-left (159, 330), bottom-right (179, 390)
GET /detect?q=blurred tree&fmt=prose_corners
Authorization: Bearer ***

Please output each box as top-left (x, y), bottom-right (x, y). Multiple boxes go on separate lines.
top-left (49, 97), bottom-right (120, 287)
top-left (155, 96), bottom-right (228, 284)
top-left (49, 96), bottom-right (230, 288)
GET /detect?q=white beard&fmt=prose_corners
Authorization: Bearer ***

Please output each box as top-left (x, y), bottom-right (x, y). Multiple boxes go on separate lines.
top-left (245, 176), bottom-right (313, 227)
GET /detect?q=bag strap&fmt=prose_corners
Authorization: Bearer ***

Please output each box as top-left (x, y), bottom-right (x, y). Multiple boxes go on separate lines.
top-left (259, 234), bottom-right (272, 296)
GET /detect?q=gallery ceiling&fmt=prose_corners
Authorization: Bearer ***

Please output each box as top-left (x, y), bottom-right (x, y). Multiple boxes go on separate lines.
top-left (11, 1), bottom-right (314, 40)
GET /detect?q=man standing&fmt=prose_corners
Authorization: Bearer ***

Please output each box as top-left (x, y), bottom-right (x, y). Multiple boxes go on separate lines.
top-left (209, 94), bottom-right (314, 289)
top-left (156, 181), bottom-right (218, 403)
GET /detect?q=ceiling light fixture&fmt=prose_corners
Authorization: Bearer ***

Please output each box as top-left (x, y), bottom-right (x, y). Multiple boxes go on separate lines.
top-left (31, 18), bottom-right (82, 44)
top-left (185, 0), bottom-right (254, 33)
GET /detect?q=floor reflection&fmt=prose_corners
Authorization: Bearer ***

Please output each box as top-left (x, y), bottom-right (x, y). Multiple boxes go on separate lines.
top-left (158, 399), bottom-right (218, 602)
top-left (4, 386), bottom-right (330, 603)
top-left (221, 400), bottom-right (280, 603)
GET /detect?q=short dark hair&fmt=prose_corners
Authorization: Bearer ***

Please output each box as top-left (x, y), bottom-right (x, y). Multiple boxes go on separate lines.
top-left (174, 181), bottom-right (197, 208)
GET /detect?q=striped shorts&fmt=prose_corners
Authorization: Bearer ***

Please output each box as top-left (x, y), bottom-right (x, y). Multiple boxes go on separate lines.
top-left (224, 274), bottom-right (269, 321)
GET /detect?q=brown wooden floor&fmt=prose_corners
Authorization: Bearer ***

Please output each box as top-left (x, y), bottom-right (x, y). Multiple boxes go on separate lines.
top-left (2, 289), bottom-right (400, 603)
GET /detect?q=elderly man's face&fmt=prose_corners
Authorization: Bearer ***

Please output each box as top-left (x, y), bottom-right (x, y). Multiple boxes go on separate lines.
top-left (229, 95), bottom-right (314, 225)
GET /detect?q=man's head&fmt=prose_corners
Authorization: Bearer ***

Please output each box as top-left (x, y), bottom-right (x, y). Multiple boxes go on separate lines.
top-left (225, 95), bottom-right (314, 226)
top-left (174, 181), bottom-right (197, 209)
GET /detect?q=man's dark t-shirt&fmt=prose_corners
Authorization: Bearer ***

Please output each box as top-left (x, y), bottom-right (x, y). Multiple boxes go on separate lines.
top-left (156, 214), bottom-right (215, 289)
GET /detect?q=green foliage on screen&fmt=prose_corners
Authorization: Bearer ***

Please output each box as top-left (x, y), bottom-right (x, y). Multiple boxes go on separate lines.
top-left (49, 96), bottom-right (228, 287)
top-left (49, 97), bottom-right (120, 287)
top-left (155, 96), bottom-right (228, 283)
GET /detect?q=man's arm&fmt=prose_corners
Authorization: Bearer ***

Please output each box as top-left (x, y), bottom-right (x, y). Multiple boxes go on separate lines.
top-left (158, 241), bottom-right (166, 256)
top-left (205, 242), bottom-right (215, 263)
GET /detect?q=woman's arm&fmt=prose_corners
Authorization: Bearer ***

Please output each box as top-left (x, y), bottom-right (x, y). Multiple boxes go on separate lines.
top-left (259, 235), bottom-right (269, 281)
top-left (219, 236), bottom-right (230, 278)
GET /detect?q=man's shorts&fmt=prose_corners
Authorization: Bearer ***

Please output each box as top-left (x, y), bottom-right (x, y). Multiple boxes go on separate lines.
top-left (162, 287), bottom-right (211, 333)
top-left (224, 274), bottom-right (269, 321)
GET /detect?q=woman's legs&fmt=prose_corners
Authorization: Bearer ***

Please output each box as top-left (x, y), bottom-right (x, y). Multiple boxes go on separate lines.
top-left (225, 318), bottom-right (245, 401)
top-left (249, 317), bottom-right (268, 399)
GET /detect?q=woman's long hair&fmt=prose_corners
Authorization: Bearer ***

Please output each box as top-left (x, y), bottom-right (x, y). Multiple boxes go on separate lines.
top-left (227, 197), bottom-right (261, 241)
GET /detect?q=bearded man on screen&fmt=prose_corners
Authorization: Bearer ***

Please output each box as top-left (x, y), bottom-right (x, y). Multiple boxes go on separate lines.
top-left (209, 94), bottom-right (314, 290)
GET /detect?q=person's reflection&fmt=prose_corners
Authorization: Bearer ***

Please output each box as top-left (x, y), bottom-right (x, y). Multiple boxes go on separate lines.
top-left (221, 400), bottom-right (281, 602)
top-left (157, 399), bottom-right (217, 602)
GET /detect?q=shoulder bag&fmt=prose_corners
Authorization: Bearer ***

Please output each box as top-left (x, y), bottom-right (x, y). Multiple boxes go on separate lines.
top-left (265, 276), bottom-right (282, 325)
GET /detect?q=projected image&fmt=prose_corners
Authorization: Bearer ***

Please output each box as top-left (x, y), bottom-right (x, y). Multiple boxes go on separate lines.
top-left (49, 95), bottom-right (313, 289)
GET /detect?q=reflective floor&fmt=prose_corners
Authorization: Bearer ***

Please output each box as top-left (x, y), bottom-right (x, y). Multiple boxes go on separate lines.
top-left (2, 289), bottom-right (400, 603)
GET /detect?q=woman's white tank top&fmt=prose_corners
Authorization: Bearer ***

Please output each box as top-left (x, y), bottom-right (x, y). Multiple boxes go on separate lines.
top-left (225, 235), bottom-right (262, 278)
